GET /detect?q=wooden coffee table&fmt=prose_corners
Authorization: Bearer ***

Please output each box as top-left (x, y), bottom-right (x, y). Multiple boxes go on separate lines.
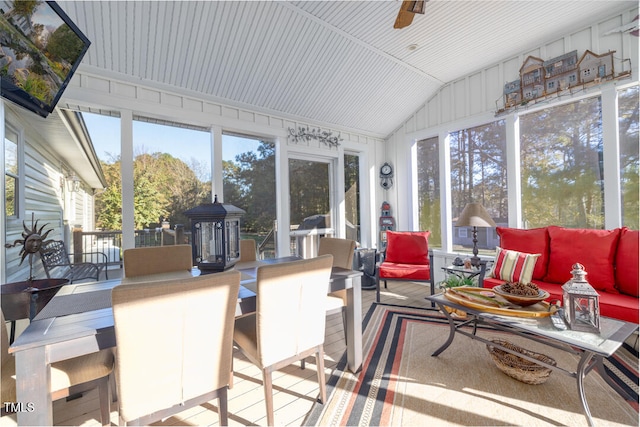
top-left (426, 292), bottom-right (638, 427)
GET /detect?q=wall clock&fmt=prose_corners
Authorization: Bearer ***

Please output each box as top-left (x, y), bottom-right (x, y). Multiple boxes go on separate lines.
top-left (380, 162), bottom-right (394, 189)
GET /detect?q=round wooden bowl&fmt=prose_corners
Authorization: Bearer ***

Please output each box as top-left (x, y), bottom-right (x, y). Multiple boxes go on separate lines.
top-left (493, 284), bottom-right (549, 307)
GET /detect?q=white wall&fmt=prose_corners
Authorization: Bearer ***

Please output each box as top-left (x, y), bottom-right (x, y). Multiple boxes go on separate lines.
top-left (3, 105), bottom-right (95, 283)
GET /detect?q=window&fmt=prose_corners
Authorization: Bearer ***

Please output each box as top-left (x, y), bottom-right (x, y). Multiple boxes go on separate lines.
top-left (520, 97), bottom-right (604, 228)
top-left (449, 121), bottom-right (506, 254)
top-left (289, 158), bottom-right (331, 257)
top-left (4, 127), bottom-right (19, 218)
top-left (131, 120), bottom-right (212, 231)
top-left (223, 135), bottom-right (276, 258)
top-left (344, 153), bottom-right (361, 243)
top-left (417, 137), bottom-right (441, 247)
top-left (83, 113), bottom-right (122, 231)
top-left (619, 86), bottom-right (639, 230)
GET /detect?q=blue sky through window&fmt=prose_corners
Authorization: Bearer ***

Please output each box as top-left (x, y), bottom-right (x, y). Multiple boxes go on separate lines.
top-left (83, 113), bottom-right (260, 180)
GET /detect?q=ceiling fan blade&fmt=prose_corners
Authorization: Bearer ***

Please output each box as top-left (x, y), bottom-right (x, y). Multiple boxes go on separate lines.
top-left (409, 0), bottom-right (427, 14)
top-left (394, 1), bottom-right (426, 29)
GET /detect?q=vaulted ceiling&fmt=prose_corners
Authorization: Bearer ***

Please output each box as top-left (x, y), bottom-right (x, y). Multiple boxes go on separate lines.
top-left (58, 0), bottom-right (637, 138)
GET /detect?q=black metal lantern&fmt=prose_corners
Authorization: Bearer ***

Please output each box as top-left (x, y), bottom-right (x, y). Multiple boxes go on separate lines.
top-left (562, 263), bottom-right (600, 333)
top-left (184, 195), bottom-right (245, 272)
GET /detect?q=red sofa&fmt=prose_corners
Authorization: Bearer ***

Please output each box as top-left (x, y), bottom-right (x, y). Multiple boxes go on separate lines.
top-left (482, 226), bottom-right (639, 324)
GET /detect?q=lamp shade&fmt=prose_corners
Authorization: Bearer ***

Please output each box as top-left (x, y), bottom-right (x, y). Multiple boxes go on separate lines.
top-left (456, 202), bottom-right (496, 228)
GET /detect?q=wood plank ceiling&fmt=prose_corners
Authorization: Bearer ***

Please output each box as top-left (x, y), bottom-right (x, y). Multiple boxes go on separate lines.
top-left (57, 1), bottom-right (636, 138)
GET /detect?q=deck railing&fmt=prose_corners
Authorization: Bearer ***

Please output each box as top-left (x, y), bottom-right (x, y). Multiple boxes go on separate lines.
top-left (73, 224), bottom-right (331, 268)
top-left (72, 226), bottom-right (190, 268)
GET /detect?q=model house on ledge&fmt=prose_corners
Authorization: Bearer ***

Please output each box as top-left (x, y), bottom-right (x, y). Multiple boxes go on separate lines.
top-left (502, 49), bottom-right (625, 111)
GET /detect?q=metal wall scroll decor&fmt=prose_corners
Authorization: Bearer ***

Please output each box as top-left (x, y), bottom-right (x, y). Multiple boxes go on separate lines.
top-left (287, 126), bottom-right (342, 147)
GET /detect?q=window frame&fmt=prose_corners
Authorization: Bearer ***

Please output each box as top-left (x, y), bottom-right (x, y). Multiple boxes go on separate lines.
top-left (448, 119), bottom-right (507, 255)
top-left (4, 123), bottom-right (24, 222)
top-left (415, 136), bottom-right (442, 248)
top-left (519, 95), bottom-right (605, 229)
top-left (221, 133), bottom-right (278, 258)
top-left (411, 83), bottom-right (639, 255)
top-left (343, 151), bottom-right (362, 244)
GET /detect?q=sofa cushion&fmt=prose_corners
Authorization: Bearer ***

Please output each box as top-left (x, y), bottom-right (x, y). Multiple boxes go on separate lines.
top-left (596, 291), bottom-right (640, 324)
top-left (544, 226), bottom-right (621, 293)
top-left (615, 228), bottom-right (639, 297)
top-left (384, 231), bottom-right (430, 264)
top-left (484, 278), bottom-right (639, 324)
top-left (489, 247), bottom-right (540, 284)
top-left (496, 227), bottom-right (549, 280)
top-left (540, 282), bottom-right (639, 324)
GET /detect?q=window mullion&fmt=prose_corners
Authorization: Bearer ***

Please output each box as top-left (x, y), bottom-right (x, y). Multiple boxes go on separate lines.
top-left (506, 113), bottom-right (522, 228)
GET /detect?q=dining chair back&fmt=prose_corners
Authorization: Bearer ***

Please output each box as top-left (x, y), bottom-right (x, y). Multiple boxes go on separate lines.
top-left (318, 237), bottom-right (356, 343)
top-left (122, 244), bottom-right (192, 278)
top-left (111, 270), bottom-right (240, 426)
top-left (376, 231), bottom-right (435, 304)
top-left (1, 310), bottom-right (114, 425)
top-left (239, 239), bottom-right (258, 262)
top-left (233, 254), bottom-right (334, 425)
top-left (317, 237), bottom-right (355, 269)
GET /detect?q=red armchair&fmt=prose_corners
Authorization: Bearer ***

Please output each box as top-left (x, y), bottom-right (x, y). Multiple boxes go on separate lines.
top-left (376, 231), bottom-right (434, 303)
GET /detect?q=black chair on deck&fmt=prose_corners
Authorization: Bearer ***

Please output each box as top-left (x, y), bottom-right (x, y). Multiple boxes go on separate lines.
top-left (40, 240), bottom-right (108, 283)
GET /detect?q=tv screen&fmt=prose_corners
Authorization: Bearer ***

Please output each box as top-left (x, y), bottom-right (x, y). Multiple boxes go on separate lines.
top-left (0, 1), bottom-right (90, 118)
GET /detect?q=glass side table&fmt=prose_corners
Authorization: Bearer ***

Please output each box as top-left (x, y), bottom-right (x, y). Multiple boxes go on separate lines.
top-left (441, 261), bottom-right (488, 287)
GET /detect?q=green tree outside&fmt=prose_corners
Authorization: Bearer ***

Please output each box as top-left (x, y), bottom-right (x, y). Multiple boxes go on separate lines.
top-left (521, 97), bottom-right (605, 228)
top-left (96, 152), bottom-right (207, 230)
top-left (417, 137), bottom-right (442, 247)
top-left (619, 86), bottom-right (639, 230)
top-left (223, 142), bottom-right (276, 233)
top-left (46, 23), bottom-right (85, 66)
top-left (8, 1), bottom-right (40, 20)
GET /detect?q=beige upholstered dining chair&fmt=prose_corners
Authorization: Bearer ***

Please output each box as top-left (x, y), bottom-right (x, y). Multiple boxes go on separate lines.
top-left (235, 239), bottom-right (262, 270)
top-left (111, 270), bottom-right (240, 426)
top-left (319, 237), bottom-right (357, 341)
top-left (1, 311), bottom-right (114, 425)
top-left (122, 244), bottom-right (192, 278)
top-left (233, 255), bottom-right (334, 426)
top-left (239, 239), bottom-right (258, 262)
top-left (111, 271), bottom-right (240, 425)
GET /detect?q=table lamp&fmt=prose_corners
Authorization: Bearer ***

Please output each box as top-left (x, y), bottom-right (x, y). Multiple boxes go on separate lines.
top-left (456, 202), bottom-right (496, 267)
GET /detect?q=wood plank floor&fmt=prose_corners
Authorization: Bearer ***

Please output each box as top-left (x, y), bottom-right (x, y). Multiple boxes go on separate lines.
top-left (1, 280), bottom-right (433, 426)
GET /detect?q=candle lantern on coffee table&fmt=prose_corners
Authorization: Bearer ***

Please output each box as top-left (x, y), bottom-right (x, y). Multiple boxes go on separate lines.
top-left (184, 195), bottom-right (245, 272)
top-left (562, 263), bottom-right (600, 333)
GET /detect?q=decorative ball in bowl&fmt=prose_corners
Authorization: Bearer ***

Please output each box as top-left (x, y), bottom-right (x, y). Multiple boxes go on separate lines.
top-left (493, 283), bottom-right (550, 307)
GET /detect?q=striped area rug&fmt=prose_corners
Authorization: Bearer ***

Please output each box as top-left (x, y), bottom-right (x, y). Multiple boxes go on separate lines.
top-left (305, 303), bottom-right (639, 426)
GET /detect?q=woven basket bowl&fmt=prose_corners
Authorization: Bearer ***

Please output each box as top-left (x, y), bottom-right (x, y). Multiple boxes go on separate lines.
top-left (493, 285), bottom-right (550, 307)
top-left (486, 339), bottom-right (557, 385)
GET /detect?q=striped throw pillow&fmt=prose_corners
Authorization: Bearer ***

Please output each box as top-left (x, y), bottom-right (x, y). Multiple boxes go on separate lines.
top-left (489, 247), bottom-right (540, 284)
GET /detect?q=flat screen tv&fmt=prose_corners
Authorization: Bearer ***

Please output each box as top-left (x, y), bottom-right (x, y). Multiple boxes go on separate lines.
top-left (0, 1), bottom-right (90, 118)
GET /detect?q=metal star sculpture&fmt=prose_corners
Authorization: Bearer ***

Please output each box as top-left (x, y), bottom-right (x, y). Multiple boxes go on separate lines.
top-left (4, 213), bottom-right (54, 280)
